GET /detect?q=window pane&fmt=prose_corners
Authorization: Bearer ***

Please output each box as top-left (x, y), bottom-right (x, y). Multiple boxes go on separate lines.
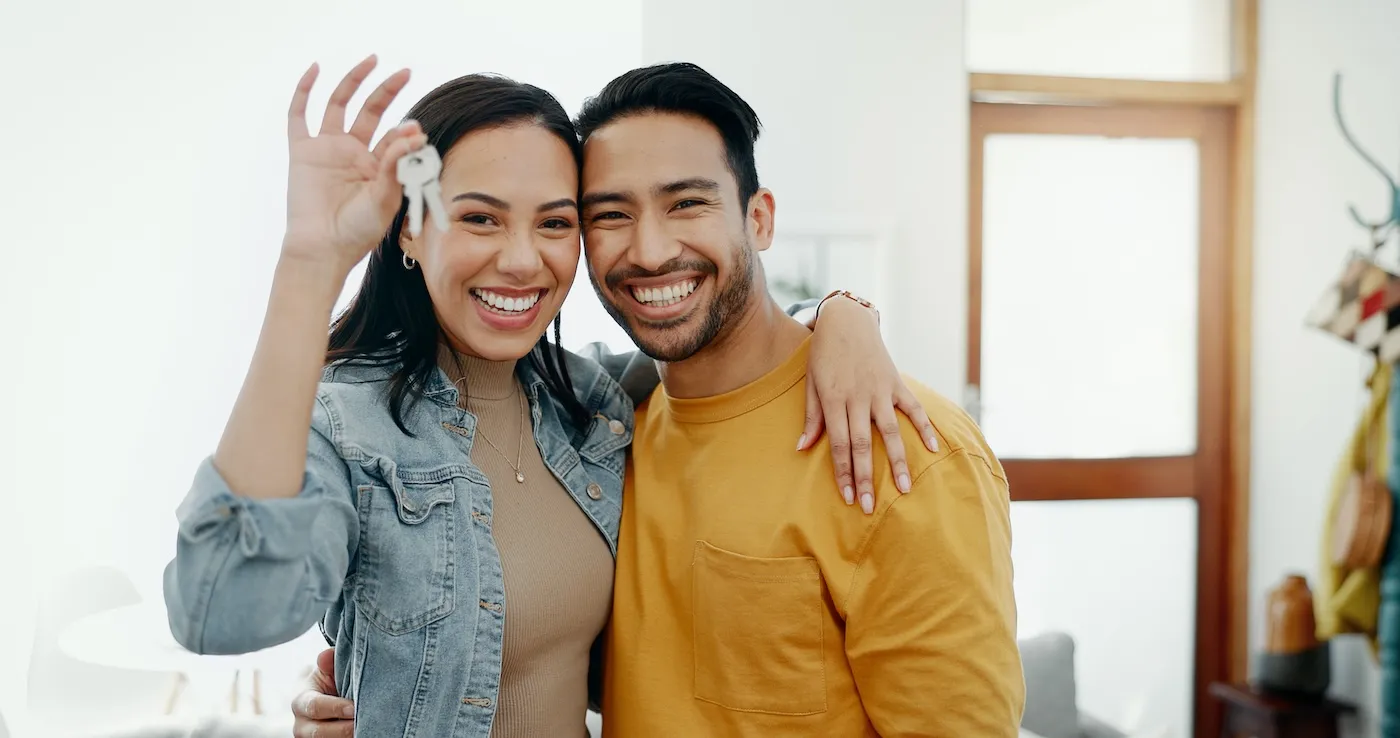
top-left (966, 0), bottom-right (1232, 82)
top-left (1013, 498), bottom-right (1197, 738)
top-left (980, 134), bottom-right (1199, 459)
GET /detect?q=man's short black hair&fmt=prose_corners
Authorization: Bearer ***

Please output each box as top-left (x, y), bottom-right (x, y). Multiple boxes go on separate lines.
top-left (575, 62), bottom-right (763, 207)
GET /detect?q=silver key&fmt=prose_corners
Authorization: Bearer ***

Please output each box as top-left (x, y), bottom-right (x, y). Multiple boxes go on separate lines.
top-left (396, 145), bottom-right (449, 237)
top-left (420, 178), bottom-right (449, 234)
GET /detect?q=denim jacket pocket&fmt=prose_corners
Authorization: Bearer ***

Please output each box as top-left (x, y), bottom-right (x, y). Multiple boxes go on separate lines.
top-left (353, 465), bottom-right (459, 636)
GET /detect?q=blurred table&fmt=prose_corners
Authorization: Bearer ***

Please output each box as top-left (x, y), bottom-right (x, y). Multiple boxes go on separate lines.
top-left (1209, 682), bottom-right (1356, 738)
top-left (59, 602), bottom-right (326, 715)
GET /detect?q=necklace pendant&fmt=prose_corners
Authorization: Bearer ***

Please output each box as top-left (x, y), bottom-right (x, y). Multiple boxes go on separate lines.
top-left (515, 471), bottom-right (525, 483)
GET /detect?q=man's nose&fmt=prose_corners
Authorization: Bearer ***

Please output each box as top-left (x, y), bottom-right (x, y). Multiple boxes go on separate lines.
top-left (628, 215), bottom-right (682, 272)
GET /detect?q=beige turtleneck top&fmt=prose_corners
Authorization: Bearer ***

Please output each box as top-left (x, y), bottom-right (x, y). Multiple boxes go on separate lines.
top-left (441, 349), bottom-right (615, 738)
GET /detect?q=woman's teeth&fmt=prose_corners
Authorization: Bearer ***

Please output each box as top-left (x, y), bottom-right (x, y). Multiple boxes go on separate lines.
top-left (630, 279), bottom-right (698, 307)
top-left (471, 288), bottom-right (541, 314)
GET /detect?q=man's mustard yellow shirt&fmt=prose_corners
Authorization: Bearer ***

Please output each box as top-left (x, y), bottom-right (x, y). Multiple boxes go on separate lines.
top-left (602, 338), bottom-right (1024, 736)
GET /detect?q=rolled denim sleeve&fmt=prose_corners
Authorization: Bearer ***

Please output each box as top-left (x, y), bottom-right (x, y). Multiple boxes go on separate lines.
top-left (163, 398), bottom-right (358, 655)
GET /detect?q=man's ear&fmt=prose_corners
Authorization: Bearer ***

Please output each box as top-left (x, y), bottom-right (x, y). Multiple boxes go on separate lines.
top-left (747, 188), bottom-right (776, 252)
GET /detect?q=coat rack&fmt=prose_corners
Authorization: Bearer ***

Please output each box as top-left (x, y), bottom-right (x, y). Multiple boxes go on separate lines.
top-left (1333, 72), bottom-right (1400, 251)
top-left (1304, 73), bottom-right (1400, 363)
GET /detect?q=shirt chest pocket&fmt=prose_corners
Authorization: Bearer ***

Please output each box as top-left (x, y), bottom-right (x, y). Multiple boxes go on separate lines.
top-left (690, 541), bottom-right (827, 716)
top-left (353, 471), bottom-right (459, 636)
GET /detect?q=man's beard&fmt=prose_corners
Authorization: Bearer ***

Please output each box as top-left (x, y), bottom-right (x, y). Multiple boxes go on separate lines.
top-left (591, 237), bottom-right (755, 363)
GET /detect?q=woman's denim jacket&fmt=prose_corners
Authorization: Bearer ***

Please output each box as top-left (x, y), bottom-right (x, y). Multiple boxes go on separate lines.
top-left (163, 347), bottom-right (641, 738)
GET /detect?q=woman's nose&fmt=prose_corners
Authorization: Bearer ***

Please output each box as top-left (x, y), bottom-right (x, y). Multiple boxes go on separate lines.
top-left (497, 232), bottom-right (545, 278)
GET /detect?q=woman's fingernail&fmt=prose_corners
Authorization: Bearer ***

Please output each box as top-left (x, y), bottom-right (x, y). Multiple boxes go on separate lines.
top-left (861, 493), bottom-right (874, 514)
top-left (796, 434), bottom-right (807, 450)
top-left (898, 473), bottom-right (911, 492)
top-left (843, 486), bottom-right (855, 505)
top-left (342, 704), bottom-right (355, 718)
top-left (925, 432), bottom-right (939, 451)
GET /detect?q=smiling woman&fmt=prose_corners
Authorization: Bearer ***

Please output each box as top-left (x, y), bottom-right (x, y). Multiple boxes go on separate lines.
top-left (162, 59), bottom-right (625, 738)
top-left (399, 124), bottom-right (582, 362)
top-left (327, 78), bottom-right (591, 432)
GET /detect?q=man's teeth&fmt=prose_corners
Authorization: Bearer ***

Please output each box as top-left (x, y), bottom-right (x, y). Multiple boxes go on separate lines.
top-left (630, 279), bottom-right (698, 307)
top-left (471, 288), bottom-right (541, 313)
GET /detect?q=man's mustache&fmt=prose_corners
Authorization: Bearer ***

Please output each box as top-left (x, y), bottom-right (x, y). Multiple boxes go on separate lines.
top-left (604, 258), bottom-right (718, 291)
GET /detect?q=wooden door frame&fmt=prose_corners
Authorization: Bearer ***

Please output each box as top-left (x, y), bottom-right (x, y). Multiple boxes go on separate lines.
top-left (967, 102), bottom-right (1239, 738)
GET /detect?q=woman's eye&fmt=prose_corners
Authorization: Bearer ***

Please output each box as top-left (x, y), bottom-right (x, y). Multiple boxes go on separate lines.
top-left (461, 214), bottom-right (497, 226)
top-left (540, 217), bottom-right (574, 230)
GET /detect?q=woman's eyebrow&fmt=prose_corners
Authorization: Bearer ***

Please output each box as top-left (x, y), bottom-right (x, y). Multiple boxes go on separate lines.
top-left (452, 191), bottom-right (510, 209)
top-left (537, 198), bottom-right (579, 212)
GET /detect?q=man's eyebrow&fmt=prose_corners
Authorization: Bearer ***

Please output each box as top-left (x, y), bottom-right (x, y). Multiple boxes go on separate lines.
top-left (656, 177), bottom-right (720, 196)
top-left (580, 190), bottom-right (636, 209)
top-left (452, 192), bottom-right (510, 210)
top-left (580, 178), bottom-right (720, 209)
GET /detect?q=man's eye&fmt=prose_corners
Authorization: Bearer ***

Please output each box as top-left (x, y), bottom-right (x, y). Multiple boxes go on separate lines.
top-left (673, 199), bottom-right (703, 210)
top-left (593, 211), bottom-right (627, 221)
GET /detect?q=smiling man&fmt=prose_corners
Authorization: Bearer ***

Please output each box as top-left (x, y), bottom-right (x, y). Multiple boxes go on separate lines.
top-left (575, 63), bottom-right (1024, 737)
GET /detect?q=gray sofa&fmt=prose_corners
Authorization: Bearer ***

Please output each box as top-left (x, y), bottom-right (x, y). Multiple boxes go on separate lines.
top-left (1019, 631), bottom-right (1127, 738)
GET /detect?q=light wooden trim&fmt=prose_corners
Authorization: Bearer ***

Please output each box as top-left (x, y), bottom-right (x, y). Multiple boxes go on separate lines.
top-left (969, 100), bottom-right (1239, 738)
top-left (966, 8), bottom-right (1259, 732)
top-left (970, 73), bottom-right (1243, 107)
top-left (1003, 457), bottom-right (1197, 502)
top-left (1225, 0), bottom-right (1258, 699)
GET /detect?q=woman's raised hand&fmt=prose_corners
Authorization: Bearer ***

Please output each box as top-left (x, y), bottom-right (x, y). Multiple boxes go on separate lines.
top-left (281, 55), bottom-right (426, 274)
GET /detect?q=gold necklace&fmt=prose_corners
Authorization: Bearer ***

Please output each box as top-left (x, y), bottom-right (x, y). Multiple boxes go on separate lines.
top-left (469, 389), bottom-right (527, 484)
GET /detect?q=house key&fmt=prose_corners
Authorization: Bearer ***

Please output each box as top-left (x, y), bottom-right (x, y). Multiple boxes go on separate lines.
top-left (396, 145), bottom-right (450, 237)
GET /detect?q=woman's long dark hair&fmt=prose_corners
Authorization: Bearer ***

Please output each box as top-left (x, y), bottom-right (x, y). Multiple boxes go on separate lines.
top-left (326, 74), bottom-right (591, 435)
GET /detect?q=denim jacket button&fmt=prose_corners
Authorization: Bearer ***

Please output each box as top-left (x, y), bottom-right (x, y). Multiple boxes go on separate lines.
top-left (586, 483), bottom-right (603, 500)
top-left (608, 419), bottom-right (625, 435)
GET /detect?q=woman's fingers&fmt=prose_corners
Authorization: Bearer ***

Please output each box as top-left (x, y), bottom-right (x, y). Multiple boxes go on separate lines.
top-left (320, 54), bottom-right (379, 135)
top-left (349, 67), bottom-right (412, 146)
top-left (373, 127), bottom-right (428, 199)
top-left (895, 385), bottom-right (939, 452)
top-left (798, 374), bottom-right (825, 451)
top-left (873, 401), bottom-right (911, 493)
top-left (372, 118), bottom-right (422, 161)
top-left (847, 400), bottom-right (876, 514)
top-left (287, 63), bottom-right (319, 141)
top-left (823, 396), bottom-right (856, 506)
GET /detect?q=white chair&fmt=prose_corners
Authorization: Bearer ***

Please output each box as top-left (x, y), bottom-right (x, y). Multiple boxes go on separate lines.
top-left (26, 565), bottom-right (173, 736)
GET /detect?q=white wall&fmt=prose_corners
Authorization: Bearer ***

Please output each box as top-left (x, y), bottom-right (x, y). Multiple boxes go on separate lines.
top-left (639, 0), bottom-right (969, 397)
top-left (1252, 1), bottom-right (1400, 734)
top-left (0, 0), bottom-right (641, 728)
